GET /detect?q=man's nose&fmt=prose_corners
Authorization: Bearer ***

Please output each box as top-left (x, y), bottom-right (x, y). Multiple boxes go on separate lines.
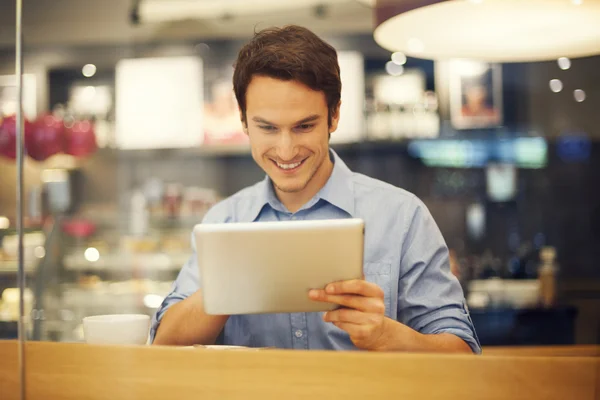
top-left (277, 132), bottom-right (297, 161)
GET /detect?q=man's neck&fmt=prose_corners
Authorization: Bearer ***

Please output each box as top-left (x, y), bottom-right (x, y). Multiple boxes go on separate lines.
top-left (276, 155), bottom-right (334, 213)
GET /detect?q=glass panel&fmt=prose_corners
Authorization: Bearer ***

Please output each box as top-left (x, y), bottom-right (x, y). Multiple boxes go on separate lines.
top-left (1, 1), bottom-right (24, 399)
top-left (12, 0), bottom-right (600, 396)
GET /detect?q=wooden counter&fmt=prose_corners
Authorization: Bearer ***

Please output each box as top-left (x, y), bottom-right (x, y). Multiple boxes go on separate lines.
top-left (1, 341), bottom-right (599, 400)
top-left (482, 345), bottom-right (600, 357)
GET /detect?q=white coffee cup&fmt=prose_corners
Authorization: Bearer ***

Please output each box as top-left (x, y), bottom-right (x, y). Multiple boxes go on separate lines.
top-left (83, 314), bottom-right (150, 345)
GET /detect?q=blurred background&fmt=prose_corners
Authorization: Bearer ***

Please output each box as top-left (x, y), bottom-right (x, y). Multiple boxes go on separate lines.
top-left (0, 0), bottom-right (598, 347)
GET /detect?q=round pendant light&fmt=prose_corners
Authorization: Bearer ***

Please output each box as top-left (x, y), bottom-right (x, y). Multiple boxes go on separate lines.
top-left (374, 0), bottom-right (600, 62)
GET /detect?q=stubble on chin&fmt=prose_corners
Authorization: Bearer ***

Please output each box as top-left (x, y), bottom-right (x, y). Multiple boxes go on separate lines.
top-left (274, 181), bottom-right (306, 194)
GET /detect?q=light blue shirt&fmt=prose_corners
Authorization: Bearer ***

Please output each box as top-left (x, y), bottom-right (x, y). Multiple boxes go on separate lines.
top-left (151, 150), bottom-right (481, 353)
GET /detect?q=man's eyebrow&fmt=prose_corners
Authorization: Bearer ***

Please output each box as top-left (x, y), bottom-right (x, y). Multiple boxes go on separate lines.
top-left (252, 116), bottom-right (276, 125)
top-left (251, 114), bottom-right (321, 126)
top-left (293, 114), bottom-right (320, 125)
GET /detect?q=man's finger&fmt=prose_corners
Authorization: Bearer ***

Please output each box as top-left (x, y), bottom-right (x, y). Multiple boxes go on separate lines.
top-left (325, 279), bottom-right (384, 299)
top-left (324, 308), bottom-right (371, 324)
top-left (309, 291), bottom-right (385, 313)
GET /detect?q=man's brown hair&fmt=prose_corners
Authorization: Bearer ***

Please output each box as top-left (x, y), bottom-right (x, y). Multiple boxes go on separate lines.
top-left (233, 25), bottom-right (341, 127)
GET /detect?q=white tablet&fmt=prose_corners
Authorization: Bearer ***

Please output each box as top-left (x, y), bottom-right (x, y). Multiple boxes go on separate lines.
top-left (193, 218), bottom-right (364, 315)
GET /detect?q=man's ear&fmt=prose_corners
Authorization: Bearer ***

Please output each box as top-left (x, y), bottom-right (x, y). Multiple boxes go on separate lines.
top-left (239, 108), bottom-right (248, 135)
top-left (329, 101), bottom-right (341, 134)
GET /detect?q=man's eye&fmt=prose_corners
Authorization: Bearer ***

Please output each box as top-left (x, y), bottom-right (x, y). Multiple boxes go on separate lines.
top-left (296, 124), bottom-right (314, 131)
top-left (259, 125), bottom-right (277, 132)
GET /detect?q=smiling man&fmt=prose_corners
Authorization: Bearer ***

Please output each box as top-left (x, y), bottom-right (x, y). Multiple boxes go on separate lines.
top-left (151, 25), bottom-right (480, 353)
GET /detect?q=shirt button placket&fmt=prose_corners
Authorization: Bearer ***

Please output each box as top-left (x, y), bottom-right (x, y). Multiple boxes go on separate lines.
top-left (290, 313), bottom-right (308, 349)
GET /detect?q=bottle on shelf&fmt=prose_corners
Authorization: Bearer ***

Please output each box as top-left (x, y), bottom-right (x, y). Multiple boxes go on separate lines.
top-left (538, 246), bottom-right (558, 308)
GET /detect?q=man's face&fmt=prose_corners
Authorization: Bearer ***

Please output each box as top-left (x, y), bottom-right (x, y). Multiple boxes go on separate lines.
top-left (243, 75), bottom-right (339, 196)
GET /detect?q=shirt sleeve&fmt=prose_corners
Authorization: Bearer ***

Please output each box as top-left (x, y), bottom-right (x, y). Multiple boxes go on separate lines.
top-left (397, 196), bottom-right (481, 354)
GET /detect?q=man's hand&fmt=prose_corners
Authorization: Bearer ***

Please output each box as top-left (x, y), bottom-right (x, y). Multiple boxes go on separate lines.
top-left (309, 279), bottom-right (474, 353)
top-left (308, 279), bottom-right (388, 351)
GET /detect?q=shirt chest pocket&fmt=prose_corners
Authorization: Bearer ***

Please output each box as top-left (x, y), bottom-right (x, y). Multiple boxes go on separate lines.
top-left (363, 262), bottom-right (392, 317)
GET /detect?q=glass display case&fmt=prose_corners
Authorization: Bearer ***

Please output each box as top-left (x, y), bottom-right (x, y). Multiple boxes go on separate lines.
top-left (27, 199), bottom-right (215, 342)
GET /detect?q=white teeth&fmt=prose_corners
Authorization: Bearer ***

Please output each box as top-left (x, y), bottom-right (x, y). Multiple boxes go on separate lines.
top-left (277, 161), bottom-right (302, 170)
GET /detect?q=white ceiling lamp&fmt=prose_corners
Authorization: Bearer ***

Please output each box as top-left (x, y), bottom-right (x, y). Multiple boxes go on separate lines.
top-left (373, 0), bottom-right (600, 62)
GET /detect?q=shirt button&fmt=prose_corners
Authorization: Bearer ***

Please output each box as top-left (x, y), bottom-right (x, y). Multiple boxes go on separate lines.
top-left (294, 330), bottom-right (303, 338)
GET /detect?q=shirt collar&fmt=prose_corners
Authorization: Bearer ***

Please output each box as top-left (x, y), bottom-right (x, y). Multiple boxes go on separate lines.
top-left (316, 149), bottom-right (355, 217)
top-left (244, 149), bottom-right (355, 221)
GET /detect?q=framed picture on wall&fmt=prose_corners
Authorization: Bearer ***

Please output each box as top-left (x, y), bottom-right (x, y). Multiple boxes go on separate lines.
top-left (449, 60), bottom-right (502, 130)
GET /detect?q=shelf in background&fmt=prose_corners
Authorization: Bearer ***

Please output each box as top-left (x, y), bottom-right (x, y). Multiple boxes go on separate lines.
top-left (0, 262), bottom-right (37, 275)
top-left (63, 251), bottom-right (189, 272)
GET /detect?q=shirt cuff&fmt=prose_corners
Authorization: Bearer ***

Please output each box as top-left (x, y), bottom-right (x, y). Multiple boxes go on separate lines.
top-left (411, 304), bottom-right (482, 354)
top-left (430, 327), bottom-right (482, 354)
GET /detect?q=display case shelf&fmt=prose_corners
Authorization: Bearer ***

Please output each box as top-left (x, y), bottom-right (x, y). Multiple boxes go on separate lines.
top-left (63, 251), bottom-right (189, 272)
